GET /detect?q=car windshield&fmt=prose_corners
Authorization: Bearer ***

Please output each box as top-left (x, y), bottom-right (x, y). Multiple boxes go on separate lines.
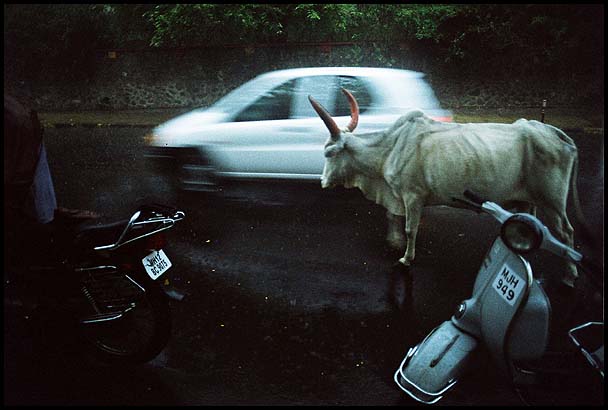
top-left (203, 75), bottom-right (288, 114)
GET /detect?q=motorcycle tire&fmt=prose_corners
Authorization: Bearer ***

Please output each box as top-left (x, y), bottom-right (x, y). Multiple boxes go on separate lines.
top-left (79, 282), bottom-right (172, 365)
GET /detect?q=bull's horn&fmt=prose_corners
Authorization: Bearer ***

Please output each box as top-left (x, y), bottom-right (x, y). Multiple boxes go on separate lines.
top-left (341, 88), bottom-right (359, 132)
top-left (308, 95), bottom-right (341, 138)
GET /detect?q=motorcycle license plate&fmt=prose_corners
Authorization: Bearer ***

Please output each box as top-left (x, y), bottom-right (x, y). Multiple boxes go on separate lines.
top-left (142, 249), bottom-right (172, 280)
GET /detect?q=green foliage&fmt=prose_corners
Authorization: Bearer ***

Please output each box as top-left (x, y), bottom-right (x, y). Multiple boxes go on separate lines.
top-left (142, 4), bottom-right (363, 46)
top-left (144, 4), bottom-right (286, 47)
top-left (94, 4), bottom-right (156, 48)
top-left (287, 4), bottom-right (362, 42)
top-left (4, 4), bottom-right (603, 80)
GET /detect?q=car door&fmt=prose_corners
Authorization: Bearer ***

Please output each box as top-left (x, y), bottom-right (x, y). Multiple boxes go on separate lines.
top-left (256, 74), bottom-right (392, 179)
top-left (333, 75), bottom-right (402, 134)
top-left (269, 74), bottom-right (391, 178)
top-left (210, 75), bottom-right (338, 181)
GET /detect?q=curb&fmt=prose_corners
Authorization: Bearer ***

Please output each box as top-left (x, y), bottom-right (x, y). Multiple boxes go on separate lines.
top-left (50, 123), bottom-right (155, 129)
top-left (47, 123), bottom-right (604, 134)
top-left (579, 127), bottom-right (604, 135)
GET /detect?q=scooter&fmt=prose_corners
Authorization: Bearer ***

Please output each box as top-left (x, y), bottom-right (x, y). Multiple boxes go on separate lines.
top-left (393, 190), bottom-right (603, 404)
top-left (4, 203), bottom-right (186, 365)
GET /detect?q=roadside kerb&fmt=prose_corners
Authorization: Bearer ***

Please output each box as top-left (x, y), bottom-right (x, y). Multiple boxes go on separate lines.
top-left (46, 121), bottom-right (604, 135)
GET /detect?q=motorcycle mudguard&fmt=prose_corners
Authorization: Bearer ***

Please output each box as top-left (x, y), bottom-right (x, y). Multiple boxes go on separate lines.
top-left (394, 320), bottom-right (478, 404)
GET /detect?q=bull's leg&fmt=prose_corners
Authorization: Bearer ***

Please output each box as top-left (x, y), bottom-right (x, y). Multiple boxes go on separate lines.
top-left (512, 200), bottom-right (537, 217)
top-left (386, 211), bottom-right (406, 250)
top-left (398, 196), bottom-right (423, 266)
top-left (543, 207), bottom-right (578, 287)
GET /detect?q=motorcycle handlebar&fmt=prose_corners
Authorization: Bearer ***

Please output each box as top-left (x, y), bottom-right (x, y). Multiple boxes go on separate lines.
top-left (138, 203), bottom-right (177, 214)
top-left (137, 203), bottom-right (185, 220)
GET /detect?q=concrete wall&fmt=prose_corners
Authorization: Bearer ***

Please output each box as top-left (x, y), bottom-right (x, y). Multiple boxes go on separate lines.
top-left (7, 43), bottom-right (603, 112)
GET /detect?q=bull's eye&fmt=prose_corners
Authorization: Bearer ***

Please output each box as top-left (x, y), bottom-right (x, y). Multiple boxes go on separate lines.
top-left (324, 145), bottom-right (341, 158)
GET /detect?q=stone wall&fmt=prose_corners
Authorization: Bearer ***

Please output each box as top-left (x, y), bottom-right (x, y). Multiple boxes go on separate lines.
top-left (7, 43), bottom-right (603, 112)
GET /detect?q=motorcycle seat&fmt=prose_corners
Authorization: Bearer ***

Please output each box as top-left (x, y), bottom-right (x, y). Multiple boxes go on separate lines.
top-left (73, 219), bottom-right (129, 249)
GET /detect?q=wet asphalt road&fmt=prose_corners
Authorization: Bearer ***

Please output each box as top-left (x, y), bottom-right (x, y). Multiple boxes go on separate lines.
top-left (5, 126), bottom-right (604, 406)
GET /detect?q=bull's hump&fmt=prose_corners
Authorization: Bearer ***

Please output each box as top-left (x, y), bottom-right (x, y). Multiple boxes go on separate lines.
top-left (403, 110), bottom-right (426, 121)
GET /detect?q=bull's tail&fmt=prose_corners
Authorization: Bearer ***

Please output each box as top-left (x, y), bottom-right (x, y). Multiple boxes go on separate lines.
top-left (569, 151), bottom-right (592, 238)
top-left (543, 123), bottom-right (593, 240)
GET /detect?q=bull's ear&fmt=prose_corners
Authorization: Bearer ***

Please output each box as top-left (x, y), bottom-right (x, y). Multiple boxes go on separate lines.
top-left (324, 144), bottom-right (341, 158)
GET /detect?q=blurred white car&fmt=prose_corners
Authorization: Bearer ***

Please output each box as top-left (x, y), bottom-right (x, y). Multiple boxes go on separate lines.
top-left (145, 67), bottom-right (452, 199)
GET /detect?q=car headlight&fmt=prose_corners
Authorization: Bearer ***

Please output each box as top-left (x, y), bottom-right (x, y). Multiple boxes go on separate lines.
top-left (500, 214), bottom-right (543, 254)
top-left (143, 132), bottom-right (157, 145)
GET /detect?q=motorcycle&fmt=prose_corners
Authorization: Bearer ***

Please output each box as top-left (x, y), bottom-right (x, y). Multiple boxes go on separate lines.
top-left (393, 190), bottom-right (603, 405)
top-left (4, 203), bottom-right (186, 365)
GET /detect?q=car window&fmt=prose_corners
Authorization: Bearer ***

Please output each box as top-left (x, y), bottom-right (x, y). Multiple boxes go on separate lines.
top-left (206, 76), bottom-right (287, 113)
top-left (234, 79), bottom-right (296, 122)
top-left (291, 75), bottom-right (337, 119)
top-left (406, 78), bottom-right (441, 109)
top-left (334, 76), bottom-right (373, 116)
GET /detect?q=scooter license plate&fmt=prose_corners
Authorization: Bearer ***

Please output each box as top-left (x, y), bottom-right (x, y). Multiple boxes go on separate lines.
top-left (142, 249), bottom-right (172, 280)
top-left (491, 262), bottom-right (525, 306)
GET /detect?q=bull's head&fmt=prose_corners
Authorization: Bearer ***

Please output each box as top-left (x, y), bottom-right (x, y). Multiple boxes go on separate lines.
top-left (308, 88), bottom-right (359, 188)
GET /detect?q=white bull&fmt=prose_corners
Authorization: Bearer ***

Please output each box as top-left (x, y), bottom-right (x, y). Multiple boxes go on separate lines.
top-left (309, 88), bottom-right (584, 287)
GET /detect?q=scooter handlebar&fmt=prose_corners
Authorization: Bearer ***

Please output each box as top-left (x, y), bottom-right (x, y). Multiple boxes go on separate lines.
top-left (452, 189), bottom-right (488, 213)
top-left (453, 191), bottom-right (512, 223)
top-left (463, 189), bottom-right (487, 206)
top-left (461, 191), bottom-right (592, 269)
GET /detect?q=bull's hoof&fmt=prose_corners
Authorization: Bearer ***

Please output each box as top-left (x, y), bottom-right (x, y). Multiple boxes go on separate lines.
top-left (561, 265), bottom-right (579, 288)
top-left (560, 276), bottom-right (577, 288)
top-left (398, 257), bottom-right (411, 266)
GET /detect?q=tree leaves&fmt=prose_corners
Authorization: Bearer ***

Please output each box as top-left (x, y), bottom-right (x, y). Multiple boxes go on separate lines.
top-left (5, 4), bottom-right (603, 79)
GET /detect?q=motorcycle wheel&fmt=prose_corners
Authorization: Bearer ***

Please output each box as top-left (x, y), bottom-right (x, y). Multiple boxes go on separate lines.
top-left (79, 283), bottom-right (172, 365)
